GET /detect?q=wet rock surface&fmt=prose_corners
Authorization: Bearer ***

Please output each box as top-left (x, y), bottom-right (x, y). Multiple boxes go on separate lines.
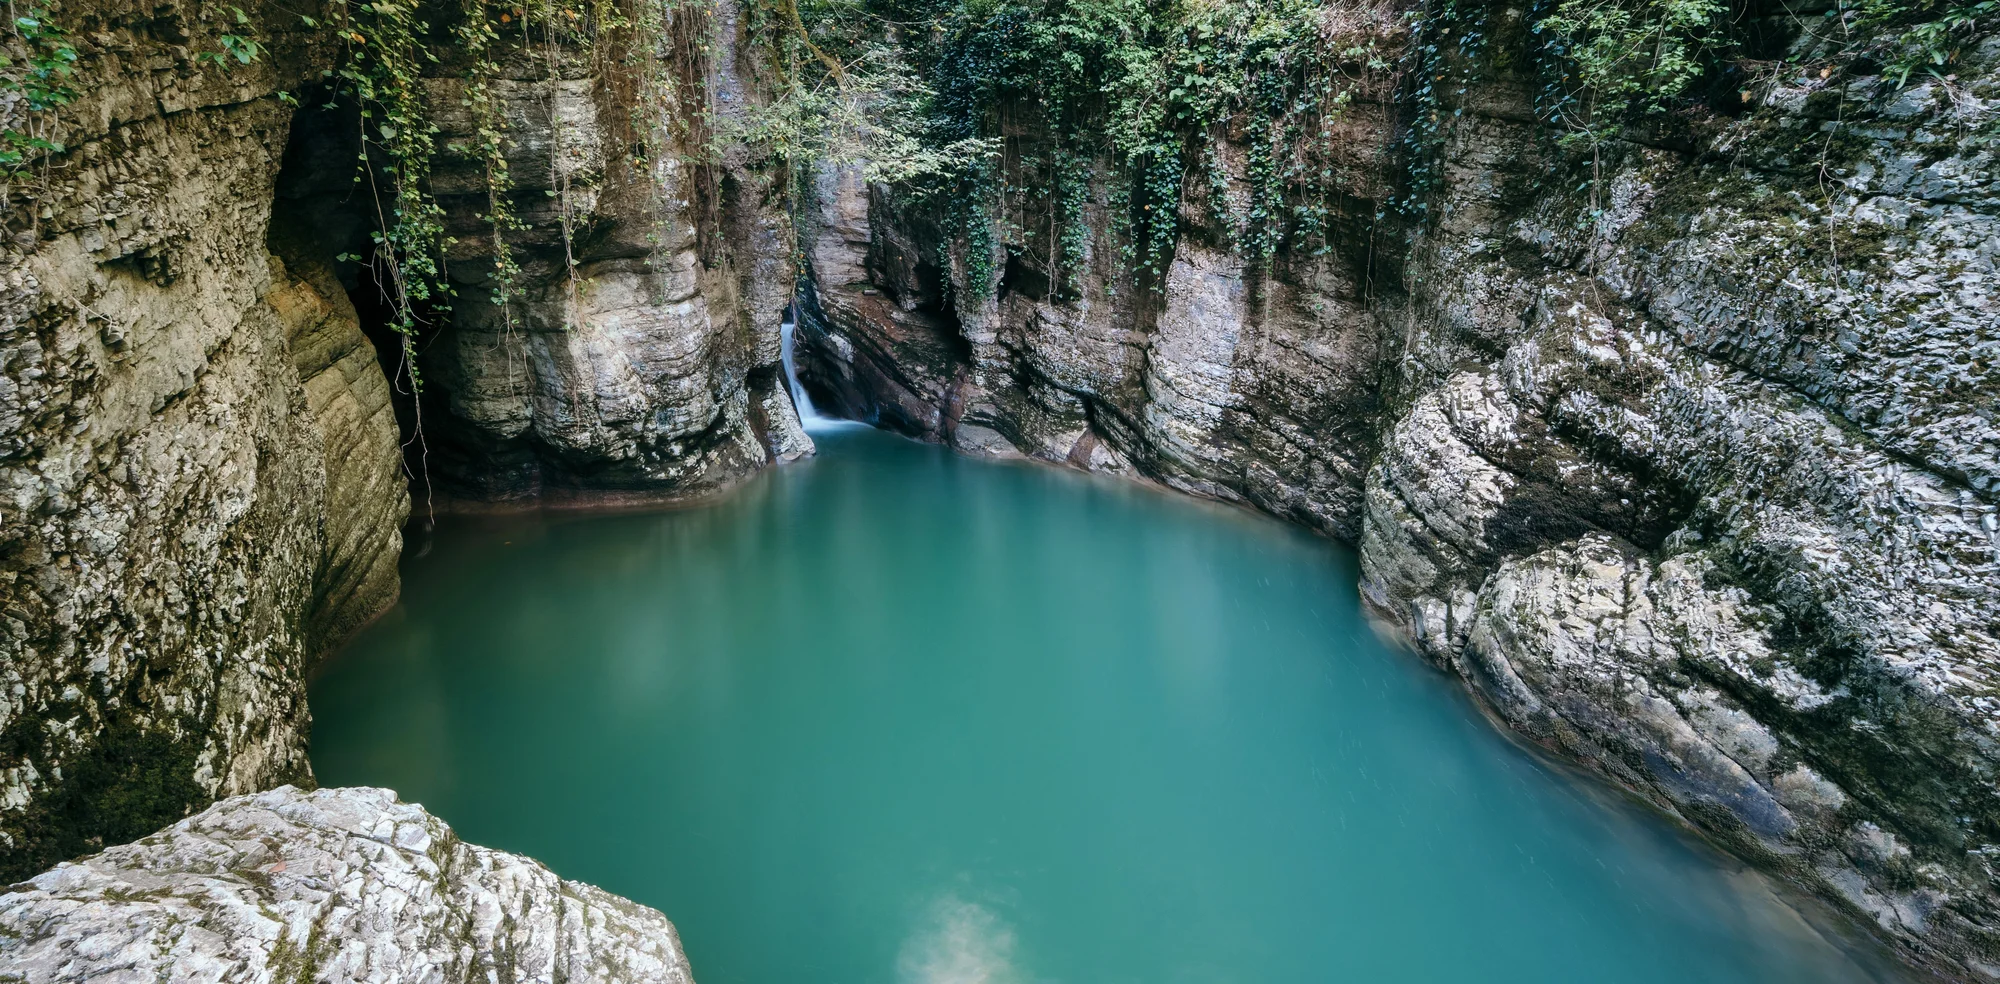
top-left (265, 249), bottom-right (408, 663)
top-left (0, 0), bottom-right (810, 879)
top-left (0, 785), bottom-right (695, 984)
top-left (248, 0), bottom-right (818, 512)
top-left (1358, 28), bottom-right (2000, 974)
top-left (411, 58), bottom-right (764, 503)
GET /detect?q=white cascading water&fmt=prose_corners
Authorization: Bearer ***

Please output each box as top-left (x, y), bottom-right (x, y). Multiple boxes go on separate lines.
top-left (780, 318), bottom-right (833, 432)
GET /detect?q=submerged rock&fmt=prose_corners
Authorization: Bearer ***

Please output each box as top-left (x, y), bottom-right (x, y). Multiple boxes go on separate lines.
top-left (0, 786), bottom-right (695, 984)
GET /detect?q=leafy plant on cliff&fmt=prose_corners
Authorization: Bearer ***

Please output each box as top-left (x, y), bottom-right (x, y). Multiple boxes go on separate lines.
top-left (626, 0), bottom-right (716, 280)
top-left (716, 0), bottom-right (998, 308)
top-left (330, 0), bottom-right (451, 393)
top-left (457, 0), bottom-right (526, 325)
top-left (1394, 0), bottom-right (1485, 226)
top-left (195, 5), bottom-right (265, 71)
top-left (752, 0), bottom-right (1406, 303)
top-left (0, 3), bottom-right (78, 199)
top-left (1853, 0), bottom-right (1999, 88)
top-left (1534, 0), bottom-right (1726, 149)
top-left (319, 0), bottom-right (704, 358)
top-left (1514, 0), bottom-right (1994, 240)
top-left (1519, 0), bottom-right (1726, 235)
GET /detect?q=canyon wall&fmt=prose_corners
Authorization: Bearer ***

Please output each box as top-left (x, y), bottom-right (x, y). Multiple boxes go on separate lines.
top-left (392, 0), bottom-right (810, 505)
top-left (2, 0), bottom-right (1994, 979)
top-left (0, 0), bottom-right (805, 881)
top-left (0, 0), bottom-right (394, 878)
top-left (793, 11), bottom-right (2000, 980)
top-left (1361, 17), bottom-right (1999, 974)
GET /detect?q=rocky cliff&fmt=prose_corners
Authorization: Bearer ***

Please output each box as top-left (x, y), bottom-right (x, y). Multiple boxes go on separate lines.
top-left (2, 0), bottom-right (1994, 978)
top-left (383, 0), bottom-right (811, 505)
top-left (0, 0), bottom-right (808, 881)
top-left (0, 0), bottom-right (401, 879)
top-left (790, 8), bottom-right (2000, 979)
top-left (1360, 20), bottom-right (1999, 973)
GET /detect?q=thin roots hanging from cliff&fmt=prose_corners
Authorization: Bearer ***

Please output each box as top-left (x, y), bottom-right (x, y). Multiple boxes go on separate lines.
top-left (356, 144), bottom-right (441, 527)
top-left (324, 0), bottom-right (452, 522)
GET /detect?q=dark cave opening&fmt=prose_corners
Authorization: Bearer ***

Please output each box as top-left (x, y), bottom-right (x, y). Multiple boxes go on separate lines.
top-left (267, 87), bottom-right (454, 515)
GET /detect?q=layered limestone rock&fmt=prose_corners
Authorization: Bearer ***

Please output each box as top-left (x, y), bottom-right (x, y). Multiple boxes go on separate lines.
top-left (265, 249), bottom-right (408, 660)
top-left (791, 10), bottom-right (1999, 979)
top-left (0, 785), bottom-right (696, 983)
top-left (405, 0), bottom-right (809, 503)
top-left (1, 0), bottom-right (814, 880)
top-left (796, 125), bottom-right (1394, 539)
top-left (1359, 18), bottom-right (1999, 975)
top-left (0, 0), bottom-right (408, 880)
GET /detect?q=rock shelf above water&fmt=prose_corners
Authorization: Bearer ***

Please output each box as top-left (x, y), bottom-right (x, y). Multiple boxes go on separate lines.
top-left (0, 786), bottom-right (696, 984)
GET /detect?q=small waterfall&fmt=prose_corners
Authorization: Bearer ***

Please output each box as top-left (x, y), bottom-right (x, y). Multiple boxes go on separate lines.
top-left (780, 318), bottom-right (832, 432)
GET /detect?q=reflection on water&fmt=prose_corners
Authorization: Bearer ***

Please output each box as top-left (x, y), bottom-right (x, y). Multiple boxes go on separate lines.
top-left (899, 893), bottom-right (1023, 984)
top-left (312, 426), bottom-right (1907, 984)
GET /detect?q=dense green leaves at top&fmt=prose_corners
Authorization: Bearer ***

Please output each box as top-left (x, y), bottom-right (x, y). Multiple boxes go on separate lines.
top-left (756, 0), bottom-right (1403, 297)
top-left (774, 0), bottom-right (1993, 301)
top-left (1, 5), bottom-right (79, 186)
top-left (1536, 0), bottom-right (1726, 149)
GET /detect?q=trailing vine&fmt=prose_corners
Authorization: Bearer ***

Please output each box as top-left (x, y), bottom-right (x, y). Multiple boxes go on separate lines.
top-left (1391, 0), bottom-right (1484, 226)
top-left (324, 0), bottom-right (695, 361)
top-left (626, 0), bottom-right (714, 274)
top-left (195, 5), bottom-right (264, 72)
top-left (1050, 145), bottom-right (1091, 298)
top-left (9, 0), bottom-right (1991, 329)
top-left (762, 0), bottom-right (1991, 307)
top-left (748, 1), bottom-right (1409, 302)
top-left (332, 0), bottom-right (451, 396)
top-left (457, 0), bottom-right (525, 324)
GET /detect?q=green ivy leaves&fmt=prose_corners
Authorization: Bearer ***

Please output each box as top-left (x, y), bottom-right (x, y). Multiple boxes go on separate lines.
top-left (1, 6), bottom-right (79, 183)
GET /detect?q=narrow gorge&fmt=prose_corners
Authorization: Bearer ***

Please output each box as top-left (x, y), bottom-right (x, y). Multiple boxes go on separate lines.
top-left (0, 0), bottom-right (1994, 980)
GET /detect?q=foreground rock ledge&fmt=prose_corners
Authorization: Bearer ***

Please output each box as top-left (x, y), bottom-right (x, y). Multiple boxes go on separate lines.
top-left (0, 786), bottom-right (695, 984)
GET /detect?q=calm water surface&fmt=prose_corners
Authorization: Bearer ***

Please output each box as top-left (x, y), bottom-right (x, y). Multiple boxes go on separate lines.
top-left (313, 425), bottom-right (1901, 983)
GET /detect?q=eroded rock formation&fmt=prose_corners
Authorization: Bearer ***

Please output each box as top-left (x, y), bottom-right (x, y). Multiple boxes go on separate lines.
top-left (0, 0), bottom-right (400, 878)
top-left (0, 0), bottom-right (807, 881)
top-left (1359, 20), bottom-right (1998, 972)
top-left (791, 11), bottom-right (2000, 980)
top-left (0, 785), bottom-right (695, 983)
top-left (2, 0), bottom-right (1994, 978)
top-left (399, 0), bottom-right (810, 503)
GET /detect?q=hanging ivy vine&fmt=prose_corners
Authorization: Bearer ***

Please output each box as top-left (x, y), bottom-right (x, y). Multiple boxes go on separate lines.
top-left (1389, 0), bottom-right (1484, 228)
top-left (0, 3), bottom-right (79, 205)
top-left (332, 0), bottom-right (452, 392)
top-left (8, 0), bottom-right (1990, 319)
top-left (457, 0), bottom-right (526, 324)
top-left (743, 1), bottom-right (1410, 302)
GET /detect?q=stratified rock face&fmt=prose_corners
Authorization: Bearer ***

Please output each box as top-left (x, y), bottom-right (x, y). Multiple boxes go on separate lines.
top-left (0, 1), bottom-right (407, 879)
top-left (265, 251), bottom-right (409, 661)
top-left (798, 135), bottom-right (1392, 540)
top-left (795, 14), bottom-right (1999, 980)
top-left (1, 0), bottom-right (812, 878)
top-left (1360, 20), bottom-right (2000, 976)
top-left (411, 0), bottom-right (807, 504)
top-left (0, 786), bottom-right (696, 984)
